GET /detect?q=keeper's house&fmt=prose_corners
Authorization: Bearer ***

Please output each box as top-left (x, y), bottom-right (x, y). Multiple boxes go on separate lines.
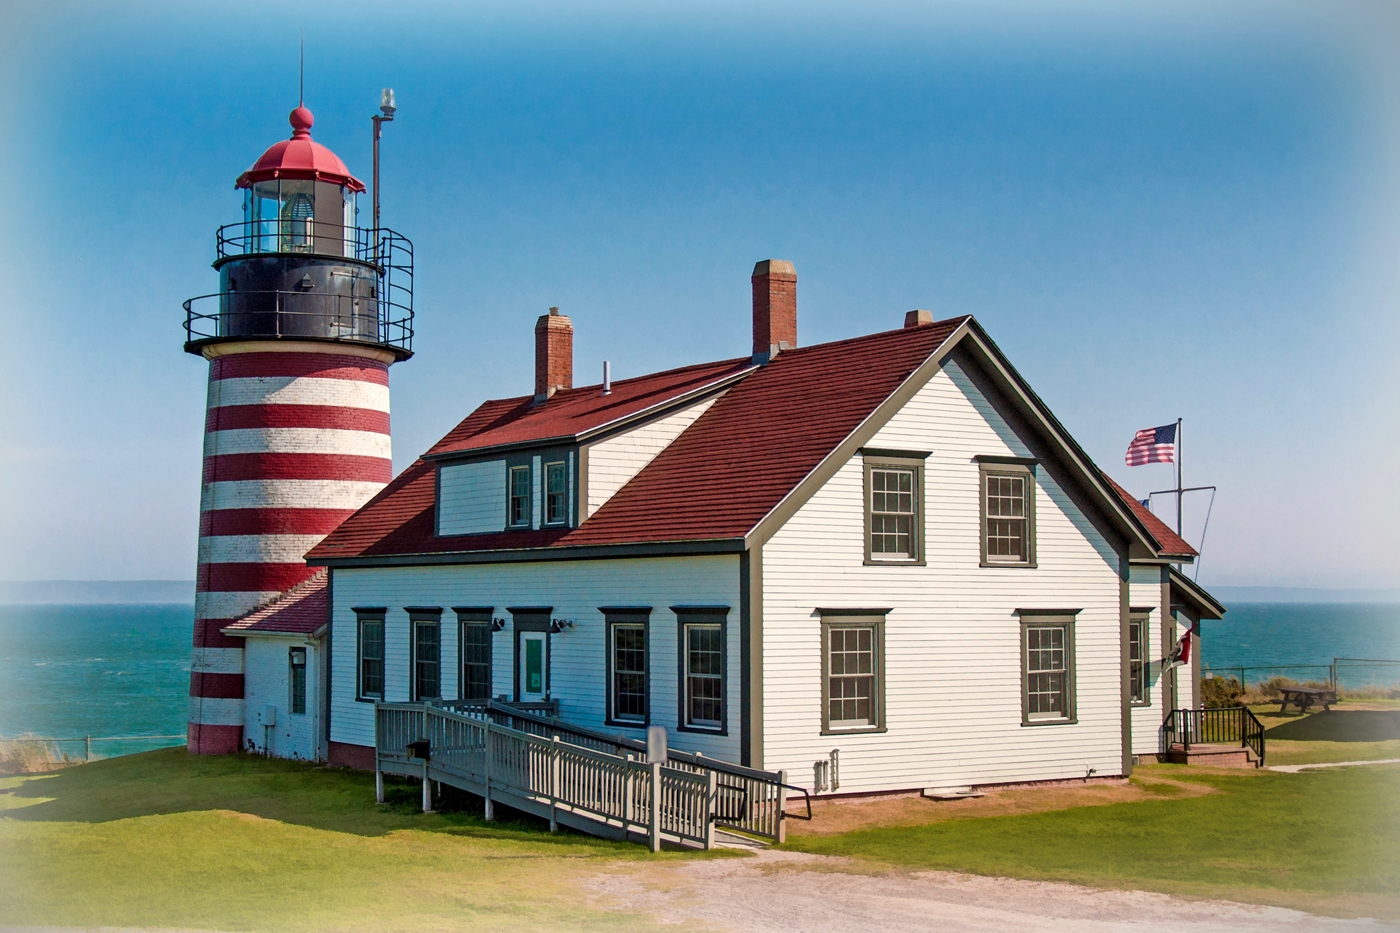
top-left (291, 260), bottom-right (1221, 792)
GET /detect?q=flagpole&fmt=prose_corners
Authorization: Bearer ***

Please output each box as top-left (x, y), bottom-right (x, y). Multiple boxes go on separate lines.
top-left (1175, 417), bottom-right (1183, 537)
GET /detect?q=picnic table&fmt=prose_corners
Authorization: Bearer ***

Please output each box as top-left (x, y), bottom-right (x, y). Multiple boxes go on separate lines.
top-left (1277, 686), bottom-right (1337, 714)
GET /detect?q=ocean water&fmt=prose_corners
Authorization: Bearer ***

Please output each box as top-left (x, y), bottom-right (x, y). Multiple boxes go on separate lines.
top-left (0, 604), bottom-right (191, 756)
top-left (1, 601), bottom-right (1397, 752)
top-left (1202, 603), bottom-right (1400, 688)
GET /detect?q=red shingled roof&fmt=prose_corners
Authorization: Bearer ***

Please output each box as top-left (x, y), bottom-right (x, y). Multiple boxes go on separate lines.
top-left (308, 319), bottom-right (968, 560)
top-left (222, 570), bottom-right (329, 635)
top-left (1103, 476), bottom-right (1197, 559)
top-left (426, 357), bottom-right (753, 458)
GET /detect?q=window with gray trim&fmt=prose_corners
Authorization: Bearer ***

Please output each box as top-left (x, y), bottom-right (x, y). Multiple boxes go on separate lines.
top-left (411, 615), bottom-right (441, 701)
top-left (1020, 616), bottom-right (1075, 723)
top-left (356, 611), bottom-right (385, 701)
top-left (863, 456), bottom-right (924, 563)
top-left (508, 465), bottom-right (531, 527)
top-left (980, 462), bottom-right (1036, 566)
top-left (457, 610), bottom-right (493, 701)
top-left (544, 461), bottom-right (567, 525)
top-left (820, 614), bottom-right (886, 732)
top-left (604, 610), bottom-right (649, 725)
top-left (1129, 615), bottom-right (1149, 705)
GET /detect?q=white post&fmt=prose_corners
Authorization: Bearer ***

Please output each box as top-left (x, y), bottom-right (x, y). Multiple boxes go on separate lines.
top-left (624, 753), bottom-right (634, 830)
top-left (649, 760), bottom-right (662, 853)
top-left (84, 735), bottom-right (91, 763)
top-left (375, 769), bottom-right (385, 804)
top-left (549, 735), bottom-right (560, 833)
top-left (421, 758), bottom-right (431, 813)
top-left (704, 770), bottom-right (717, 850)
top-left (776, 770), bottom-right (788, 844)
top-left (483, 721), bottom-right (495, 821)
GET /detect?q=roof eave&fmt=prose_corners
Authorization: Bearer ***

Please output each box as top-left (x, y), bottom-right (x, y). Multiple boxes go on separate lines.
top-left (1168, 566), bottom-right (1227, 620)
top-left (307, 537), bottom-right (747, 569)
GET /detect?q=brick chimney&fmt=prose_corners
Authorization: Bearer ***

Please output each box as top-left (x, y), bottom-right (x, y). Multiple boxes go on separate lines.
top-left (752, 259), bottom-right (797, 363)
top-left (535, 307), bottom-right (573, 403)
top-left (904, 309), bottom-right (934, 328)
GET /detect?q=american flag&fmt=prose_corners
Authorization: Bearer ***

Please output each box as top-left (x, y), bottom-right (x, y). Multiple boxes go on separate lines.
top-left (1125, 423), bottom-right (1176, 466)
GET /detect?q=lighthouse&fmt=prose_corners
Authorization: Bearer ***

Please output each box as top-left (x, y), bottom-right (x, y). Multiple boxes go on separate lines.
top-left (182, 101), bottom-right (413, 755)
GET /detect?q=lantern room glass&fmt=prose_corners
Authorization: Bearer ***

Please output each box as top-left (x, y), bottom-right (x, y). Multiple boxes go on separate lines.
top-left (242, 180), bottom-right (356, 257)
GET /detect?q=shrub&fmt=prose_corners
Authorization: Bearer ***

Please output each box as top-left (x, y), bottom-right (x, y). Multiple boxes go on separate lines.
top-left (0, 734), bottom-right (81, 774)
top-left (1201, 675), bottom-right (1243, 709)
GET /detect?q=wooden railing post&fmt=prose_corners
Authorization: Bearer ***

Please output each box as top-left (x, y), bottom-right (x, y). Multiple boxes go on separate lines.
top-left (421, 757), bottom-right (432, 813)
top-left (777, 770), bottom-right (788, 843)
top-left (484, 720), bottom-right (495, 822)
top-left (704, 770), bottom-right (717, 850)
top-left (549, 735), bottom-right (560, 833)
top-left (375, 769), bottom-right (384, 804)
top-left (649, 761), bottom-right (662, 853)
top-left (625, 754), bottom-right (635, 831)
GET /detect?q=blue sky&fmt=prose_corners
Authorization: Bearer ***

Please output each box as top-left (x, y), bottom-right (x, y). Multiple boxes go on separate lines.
top-left (1, 0), bottom-right (1396, 588)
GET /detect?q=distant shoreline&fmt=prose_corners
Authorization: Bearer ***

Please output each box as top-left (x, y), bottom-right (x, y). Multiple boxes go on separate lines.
top-left (0, 581), bottom-right (195, 605)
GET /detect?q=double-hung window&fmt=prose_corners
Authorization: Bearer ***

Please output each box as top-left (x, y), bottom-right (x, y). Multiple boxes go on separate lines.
top-left (863, 452), bottom-right (926, 563)
top-left (356, 610), bottom-right (385, 701)
top-left (1129, 614), bottom-right (1149, 705)
top-left (1019, 612), bottom-right (1075, 723)
top-left (604, 609), bottom-right (649, 725)
top-left (410, 610), bottom-right (442, 701)
top-left (508, 465), bottom-right (531, 527)
top-left (544, 461), bottom-right (567, 525)
top-left (820, 613), bottom-right (886, 732)
top-left (676, 608), bottom-right (727, 732)
top-left (456, 608), bottom-right (493, 701)
top-left (289, 647), bottom-right (307, 714)
top-left (978, 459), bottom-right (1036, 567)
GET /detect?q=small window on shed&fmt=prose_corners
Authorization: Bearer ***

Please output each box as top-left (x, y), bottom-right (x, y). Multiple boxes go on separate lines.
top-left (289, 647), bottom-right (307, 714)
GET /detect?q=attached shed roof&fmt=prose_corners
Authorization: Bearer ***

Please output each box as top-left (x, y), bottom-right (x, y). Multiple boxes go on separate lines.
top-left (221, 570), bottom-right (328, 636)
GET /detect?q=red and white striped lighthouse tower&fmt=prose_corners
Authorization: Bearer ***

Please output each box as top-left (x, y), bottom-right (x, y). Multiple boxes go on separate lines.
top-left (182, 102), bottom-right (413, 754)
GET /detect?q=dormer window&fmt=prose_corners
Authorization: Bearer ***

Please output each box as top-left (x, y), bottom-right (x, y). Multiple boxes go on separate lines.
top-left (545, 461), bottom-right (567, 525)
top-left (509, 465), bottom-right (531, 527)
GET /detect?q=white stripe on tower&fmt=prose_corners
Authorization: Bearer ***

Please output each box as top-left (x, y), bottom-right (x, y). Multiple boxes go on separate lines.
top-left (188, 344), bottom-right (394, 755)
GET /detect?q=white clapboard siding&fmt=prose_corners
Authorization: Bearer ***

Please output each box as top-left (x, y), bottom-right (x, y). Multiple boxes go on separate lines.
top-left (329, 555), bottom-right (742, 762)
top-left (584, 396), bottom-right (720, 518)
top-left (242, 634), bottom-right (323, 762)
top-left (761, 357), bottom-right (1127, 793)
top-left (438, 460), bottom-right (508, 535)
top-left (1129, 564), bottom-right (1166, 756)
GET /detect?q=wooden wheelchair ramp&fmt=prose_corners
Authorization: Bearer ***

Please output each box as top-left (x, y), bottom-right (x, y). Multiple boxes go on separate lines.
top-left (375, 702), bottom-right (792, 850)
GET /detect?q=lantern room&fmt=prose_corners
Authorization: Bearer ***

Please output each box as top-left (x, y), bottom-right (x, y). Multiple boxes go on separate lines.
top-left (183, 104), bottom-right (413, 359)
top-left (234, 106), bottom-right (364, 257)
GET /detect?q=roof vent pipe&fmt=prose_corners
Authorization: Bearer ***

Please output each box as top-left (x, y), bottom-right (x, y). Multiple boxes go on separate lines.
top-left (602, 360), bottom-right (611, 396)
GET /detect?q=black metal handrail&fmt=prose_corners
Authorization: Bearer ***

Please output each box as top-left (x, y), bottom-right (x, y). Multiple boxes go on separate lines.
top-left (185, 223), bottom-right (414, 355)
top-left (1160, 706), bottom-right (1265, 765)
top-left (215, 221), bottom-right (407, 266)
top-left (183, 291), bottom-right (413, 354)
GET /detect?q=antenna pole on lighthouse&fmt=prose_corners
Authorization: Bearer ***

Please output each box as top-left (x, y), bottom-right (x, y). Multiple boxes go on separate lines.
top-left (372, 88), bottom-right (397, 239)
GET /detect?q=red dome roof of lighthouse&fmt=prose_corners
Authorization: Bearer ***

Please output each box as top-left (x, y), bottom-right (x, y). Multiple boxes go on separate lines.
top-left (236, 106), bottom-right (366, 193)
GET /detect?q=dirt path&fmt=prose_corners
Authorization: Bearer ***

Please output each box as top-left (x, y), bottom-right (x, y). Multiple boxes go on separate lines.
top-left (579, 848), bottom-right (1397, 932)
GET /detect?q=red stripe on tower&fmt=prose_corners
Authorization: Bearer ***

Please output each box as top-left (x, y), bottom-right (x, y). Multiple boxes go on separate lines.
top-left (189, 347), bottom-right (396, 755)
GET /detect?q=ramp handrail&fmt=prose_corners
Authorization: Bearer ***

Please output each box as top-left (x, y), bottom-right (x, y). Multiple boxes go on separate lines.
top-left (434, 699), bottom-right (790, 841)
top-left (377, 702), bottom-right (719, 849)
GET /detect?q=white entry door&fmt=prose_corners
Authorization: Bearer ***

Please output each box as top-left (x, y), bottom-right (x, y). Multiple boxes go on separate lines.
top-left (519, 632), bottom-right (547, 702)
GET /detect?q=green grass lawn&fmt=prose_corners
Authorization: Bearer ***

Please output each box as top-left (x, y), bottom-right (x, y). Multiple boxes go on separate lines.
top-left (784, 764), bottom-right (1400, 919)
top-left (0, 749), bottom-right (710, 932)
top-left (1262, 708), bottom-right (1400, 766)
